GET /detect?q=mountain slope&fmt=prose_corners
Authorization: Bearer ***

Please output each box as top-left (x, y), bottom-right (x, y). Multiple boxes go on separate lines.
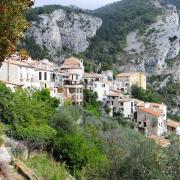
top-left (19, 5), bottom-right (102, 62)
top-left (84, 0), bottom-right (162, 69)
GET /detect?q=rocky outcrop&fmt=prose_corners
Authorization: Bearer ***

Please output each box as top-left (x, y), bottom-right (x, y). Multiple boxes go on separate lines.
top-left (25, 8), bottom-right (102, 61)
top-left (123, 2), bottom-right (180, 82)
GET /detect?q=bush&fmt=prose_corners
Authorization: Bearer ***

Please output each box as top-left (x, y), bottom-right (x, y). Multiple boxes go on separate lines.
top-left (53, 134), bottom-right (108, 177)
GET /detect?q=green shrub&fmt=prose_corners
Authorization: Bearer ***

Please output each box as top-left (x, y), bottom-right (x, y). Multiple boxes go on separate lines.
top-left (24, 154), bottom-right (68, 180)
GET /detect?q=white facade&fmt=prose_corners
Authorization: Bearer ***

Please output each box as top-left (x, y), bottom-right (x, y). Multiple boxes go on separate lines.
top-left (136, 103), bottom-right (167, 136)
top-left (86, 81), bottom-right (110, 102)
top-left (110, 80), bottom-right (124, 93)
top-left (60, 57), bottom-right (84, 105)
top-left (0, 54), bottom-right (64, 104)
top-left (106, 92), bottom-right (135, 118)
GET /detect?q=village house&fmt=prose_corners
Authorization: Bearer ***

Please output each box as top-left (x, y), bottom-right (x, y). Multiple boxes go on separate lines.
top-left (136, 102), bottom-right (167, 137)
top-left (106, 91), bottom-right (135, 119)
top-left (83, 72), bottom-right (110, 101)
top-left (0, 54), bottom-right (41, 89)
top-left (0, 53), bottom-right (64, 104)
top-left (110, 80), bottom-right (124, 92)
top-left (167, 119), bottom-right (180, 135)
top-left (60, 57), bottom-right (84, 105)
top-left (115, 72), bottom-right (146, 93)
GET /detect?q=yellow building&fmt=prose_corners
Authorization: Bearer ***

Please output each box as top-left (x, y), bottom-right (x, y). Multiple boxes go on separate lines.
top-left (115, 72), bottom-right (146, 91)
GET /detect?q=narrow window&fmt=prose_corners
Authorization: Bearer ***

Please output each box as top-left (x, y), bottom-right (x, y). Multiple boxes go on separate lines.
top-left (39, 72), bottom-right (42, 80)
top-left (44, 72), bottom-right (47, 80)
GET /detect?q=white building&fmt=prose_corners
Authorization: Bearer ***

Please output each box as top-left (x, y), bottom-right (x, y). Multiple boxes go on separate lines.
top-left (110, 80), bottom-right (124, 93)
top-left (106, 91), bottom-right (135, 119)
top-left (136, 102), bottom-right (167, 136)
top-left (0, 54), bottom-right (64, 104)
top-left (0, 55), bottom-right (41, 89)
top-left (87, 81), bottom-right (110, 102)
top-left (83, 72), bottom-right (110, 102)
top-left (60, 57), bottom-right (84, 105)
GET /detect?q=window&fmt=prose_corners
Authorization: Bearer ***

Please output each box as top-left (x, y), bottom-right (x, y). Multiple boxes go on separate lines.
top-left (76, 75), bottom-right (78, 80)
top-left (44, 72), bottom-right (47, 80)
top-left (102, 84), bottom-right (105, 87)
top-left (39, 72), bottom-right (42, 80)
top-left (144, 122), bottom-right (147, 127)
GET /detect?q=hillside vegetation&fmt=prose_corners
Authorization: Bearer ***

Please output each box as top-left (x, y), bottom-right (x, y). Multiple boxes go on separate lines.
top-left (84, 0), bottom-right (162, 69)
top-left (0, 83), bottom-right (179, 179)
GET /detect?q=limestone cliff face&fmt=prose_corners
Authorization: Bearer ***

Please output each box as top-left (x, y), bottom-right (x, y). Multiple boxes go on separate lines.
top-left (25, 9), bottom-right (102, 61)
top-left (122, 2), bottom-right (180, 82)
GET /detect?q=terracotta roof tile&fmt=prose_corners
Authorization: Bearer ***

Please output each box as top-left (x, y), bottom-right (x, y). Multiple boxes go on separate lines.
top-left (148, 135), bottom-right (170, 147)
top-left (167, 119), bottom-right (180, 128)
top-left (63, 57), bottom-right (81, 65)
top-left (138, 107), bottom-right (161, 117)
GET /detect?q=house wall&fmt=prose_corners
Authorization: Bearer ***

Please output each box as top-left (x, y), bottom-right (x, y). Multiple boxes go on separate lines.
top-left (137, 110), bottom-right (166, 136)
top-left (116, 73), bottom-right (146, 91)
top-left (88, 81), bottom-right (110, 102)
top-left (0, 62), bottom-right (19, 84)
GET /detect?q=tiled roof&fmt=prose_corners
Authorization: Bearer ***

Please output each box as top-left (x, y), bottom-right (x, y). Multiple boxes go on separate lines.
top-left (138, 107), bottom-right (161, 117)
top-left (167, 119), bottom-right (180, 128)
top-left (83, 72), bottom-right (103, 78)
top-left (63, 57), bottom-right (81, 65)
top-left (60, 65), bottom-right (83, 69)
top-left (107, 90), bottom-right (121, 97)
top-left (148, 135), bottom-right (170, 147)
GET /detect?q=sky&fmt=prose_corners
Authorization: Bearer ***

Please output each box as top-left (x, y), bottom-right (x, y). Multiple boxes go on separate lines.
top-left (35, 0), bottom-right (120, 10)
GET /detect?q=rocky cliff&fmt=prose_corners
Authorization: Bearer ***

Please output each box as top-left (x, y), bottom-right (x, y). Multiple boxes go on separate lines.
top-left (122, 2), bottom-right (180, 82)
top-left (23, 7), bottom-right (102, 62)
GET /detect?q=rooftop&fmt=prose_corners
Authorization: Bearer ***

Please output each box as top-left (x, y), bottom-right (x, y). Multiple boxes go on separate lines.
top-left (167, 119), bottom-right (180, 128)
top-left (107, 90), bottom-right (122, 97)
top-left (148, 135), bottom-right (170, 147)
top-left (138, 107), bottom-right (161, 117)
top-left (63, 57), bottom-right (81, 65)
top-left (83, 72), bottom-right (104, 78)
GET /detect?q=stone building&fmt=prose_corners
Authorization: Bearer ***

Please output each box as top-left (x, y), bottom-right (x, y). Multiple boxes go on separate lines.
top-left (106, 91), bottom-right (135, 119)
top-left (136, 102), bottom-right (167, 136)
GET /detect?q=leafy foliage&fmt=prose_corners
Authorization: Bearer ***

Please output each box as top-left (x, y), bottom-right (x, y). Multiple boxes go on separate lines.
top-left (53, 134), bottom-right (107, 176)
top-left (131, 85), bottom-right (162, 103)
top-left (83, 89), bottom-right (102, 117)
top-left (18, 36), bottom-right (50, 60)
top-left (0, 82), bottom-right (179, 179)
top-left (26, 5), bottom-right (88, 22)
top-left (0, 0), bottom-right (33, 64)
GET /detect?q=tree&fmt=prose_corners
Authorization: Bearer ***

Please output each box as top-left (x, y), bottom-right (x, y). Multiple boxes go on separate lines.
top-left (131, 85), bottom-right (162, 103)
top-left (83, 89), bottom-right (102, 117)
top-left (0, 0), bottom-right (33, 64)
top-left (16, 124), bottom-right (56, 160)
top-left (53, 134), bottom-right (108, 177)
top-left (51, 107), bottom-right (79, 136)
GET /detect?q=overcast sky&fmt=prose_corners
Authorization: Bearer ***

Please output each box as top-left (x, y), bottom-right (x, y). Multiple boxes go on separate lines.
top-left (35, 0), bottom-right (120, 10)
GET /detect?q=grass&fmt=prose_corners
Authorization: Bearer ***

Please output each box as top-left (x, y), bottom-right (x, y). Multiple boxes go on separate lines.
top-left (24, 153), bottom-right (69, 180)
